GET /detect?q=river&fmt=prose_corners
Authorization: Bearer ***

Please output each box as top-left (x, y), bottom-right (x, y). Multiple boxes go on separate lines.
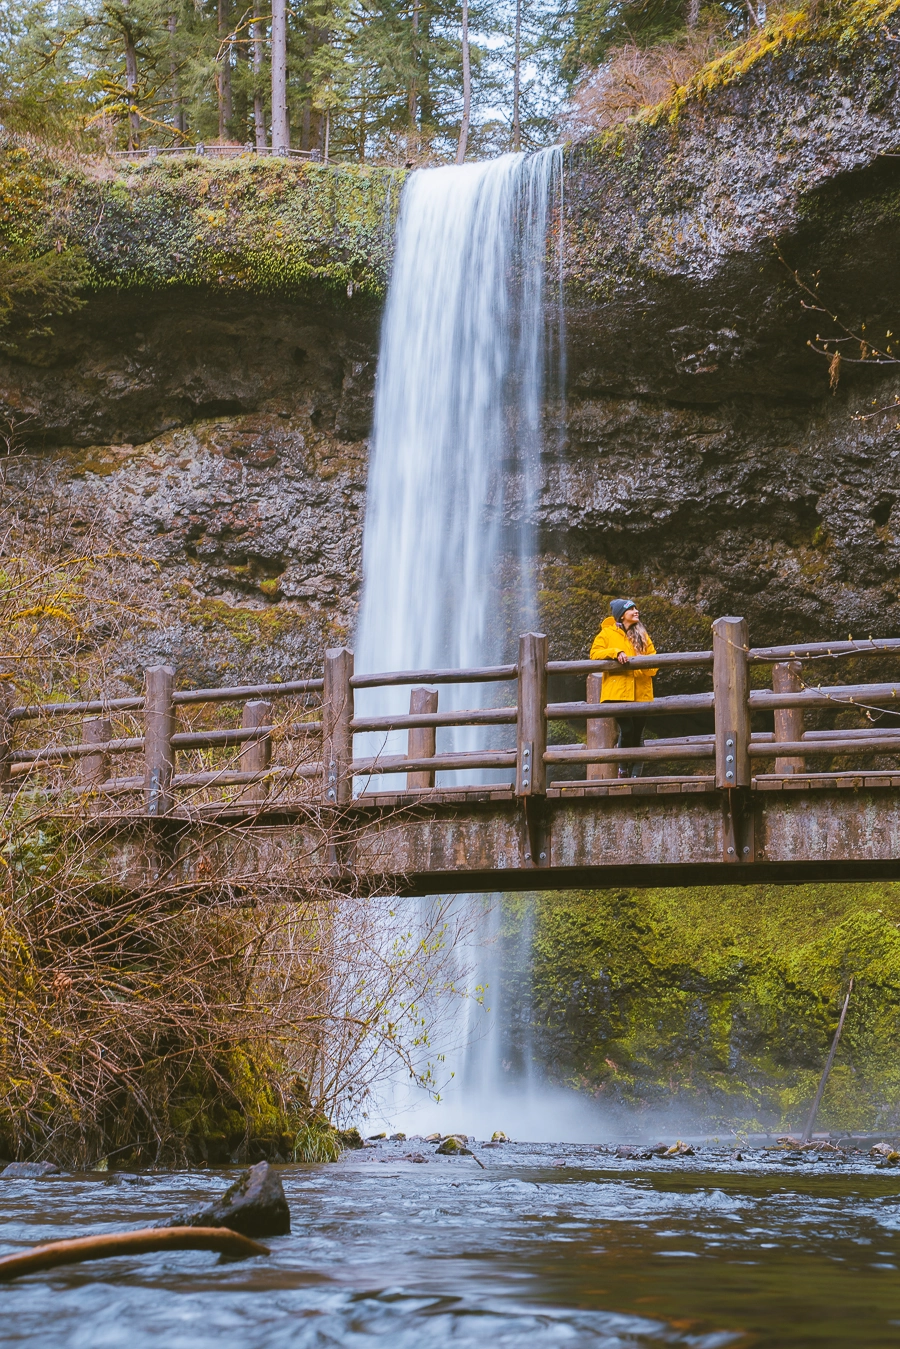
top-left (5, 1140), bottom-right (900, 1347)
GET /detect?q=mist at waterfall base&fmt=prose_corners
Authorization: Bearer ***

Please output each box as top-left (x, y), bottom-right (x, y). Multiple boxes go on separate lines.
top-left (351, 151), bottom-right (584, 1140)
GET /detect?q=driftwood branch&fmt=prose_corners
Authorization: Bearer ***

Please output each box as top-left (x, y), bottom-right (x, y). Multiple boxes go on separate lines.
top-left (800, 979), bottom-right (854, 1144)
top-left (0, 1225), bottom-right (270, 1281)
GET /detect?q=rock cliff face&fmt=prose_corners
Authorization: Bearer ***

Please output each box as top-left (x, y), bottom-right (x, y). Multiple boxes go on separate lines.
top-left (3, 8), bottom-right (900, 683)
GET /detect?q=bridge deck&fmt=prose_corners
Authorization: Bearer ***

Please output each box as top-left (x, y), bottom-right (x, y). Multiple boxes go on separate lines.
top-left (11, 619), bottom-right (900, 894)
top-left (93, 774), bottom-right (900, 896)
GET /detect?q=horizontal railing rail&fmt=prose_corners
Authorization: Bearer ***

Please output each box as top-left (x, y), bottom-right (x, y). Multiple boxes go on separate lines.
top-left (352, 750), bottom-right (517, 777)
top-left (350, 663), bottom-right (517, 689)
top-left (111, 145), bottom-right (323, 161)
top-left (748, 639), bottom-right (900, 661)
top-left (7, 621), bottom-right (900, 822)
top-left (9, 721), bottom-right (323, 767)
top-left (749, 737), bottom-right (900, 758)
top-left (545, 743), bottom-right (712, 765)
top-left (546, 652), bottom-right (713, 674)
top-left (547, 693), bottom-right (715, 719)
top-left (749, 683), bottom-right (900, 711)
top-left (350, 707), bottom-right (516, 733)
top-left (10, 677), bottom-right (323, 722)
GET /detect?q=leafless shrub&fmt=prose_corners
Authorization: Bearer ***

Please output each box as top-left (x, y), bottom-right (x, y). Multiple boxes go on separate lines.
top-left (561, 22), bottom-right (732, 139)
top-left (0, 471), bottom-right (472, 1168)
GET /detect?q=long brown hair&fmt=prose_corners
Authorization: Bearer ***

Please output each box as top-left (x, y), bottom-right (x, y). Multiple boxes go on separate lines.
top-left (617, 618), bottom-right (651, 654)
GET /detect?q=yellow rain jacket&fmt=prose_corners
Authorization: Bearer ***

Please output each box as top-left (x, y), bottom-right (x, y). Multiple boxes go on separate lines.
top-left (589, 616), bottom-right (658, 703)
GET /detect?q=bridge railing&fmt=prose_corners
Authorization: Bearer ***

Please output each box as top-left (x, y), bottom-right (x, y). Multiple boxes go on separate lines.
top-left (5, 621), bottom-right (900, 811)
top-left (543, 622), bottom-right (900, 786)
top-left (3, 673), bottom-right (325, 813)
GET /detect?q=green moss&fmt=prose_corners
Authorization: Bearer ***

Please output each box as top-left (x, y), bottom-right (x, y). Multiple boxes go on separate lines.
top-left (185, 596), bottom-right (315, 649)
top-left (511, 882), bottom-right (900, 1132)
top-left (0, 138), bottom-right (404, 305)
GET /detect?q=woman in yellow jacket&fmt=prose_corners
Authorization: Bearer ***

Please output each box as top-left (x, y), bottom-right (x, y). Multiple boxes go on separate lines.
top-left (589, 599), bottom-right (658, 778)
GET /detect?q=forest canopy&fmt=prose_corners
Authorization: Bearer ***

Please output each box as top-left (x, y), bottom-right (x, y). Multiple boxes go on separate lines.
top-left (0, 0), bottom-right (768, 163)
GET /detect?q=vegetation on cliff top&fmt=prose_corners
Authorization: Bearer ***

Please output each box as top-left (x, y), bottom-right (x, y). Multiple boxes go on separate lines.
top-left (566, 0), bottom-right (900, 143)
top-left (0, 139), bottom-right (401, 309)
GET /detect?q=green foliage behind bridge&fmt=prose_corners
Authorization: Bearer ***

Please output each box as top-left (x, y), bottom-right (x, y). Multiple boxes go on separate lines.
top-left (506, 883), bottom-right (900, 1134)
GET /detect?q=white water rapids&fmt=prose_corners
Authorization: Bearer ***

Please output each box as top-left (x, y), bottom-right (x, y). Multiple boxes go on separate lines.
top-left (356, 150), bottom-right (584, 1139)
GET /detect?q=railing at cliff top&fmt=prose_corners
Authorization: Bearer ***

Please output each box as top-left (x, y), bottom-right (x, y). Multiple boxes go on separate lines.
top-left (6, 620), bottom-right (900, 813)
top-left (112, 145), bottom-right (324, 161)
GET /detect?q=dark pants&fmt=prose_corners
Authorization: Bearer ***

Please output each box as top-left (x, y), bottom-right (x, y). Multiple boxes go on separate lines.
top-left (617, 716), bottom-right (646, 778)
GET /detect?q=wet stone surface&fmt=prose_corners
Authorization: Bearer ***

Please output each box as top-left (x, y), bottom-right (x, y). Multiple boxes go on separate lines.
top-left (4, 1141), bottom-right (900, 1346)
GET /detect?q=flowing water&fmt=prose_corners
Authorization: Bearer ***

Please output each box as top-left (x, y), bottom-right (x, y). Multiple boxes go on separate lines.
top-left (353, 150), bottom-right (564, 1136)
top-left (7, 1145), bottom-right (900, 1346)
top-left (354, 148), bottom-right (563, 774)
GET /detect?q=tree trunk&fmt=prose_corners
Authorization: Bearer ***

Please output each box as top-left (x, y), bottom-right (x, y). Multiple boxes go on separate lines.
top-left (167, 15), bottom-right (185, 136)
top-left (123, 28), bottom-right (141, 150)
top-left (408, 0), bottom-right (419, 159)
top-left (270, 0), bottom-right (289, 152)
top-left (686, 0), bottom-right (699, 26)
top-left (455, 0), bottom-right (471, 165)
top-left (252, 1), bottom-right (267, 149)
top-left (512, 0), bottom-right (521, 151)
top-left (324, 109), bottom-right (330, 164)
top-left (217, 0), bottom-right (233, 141)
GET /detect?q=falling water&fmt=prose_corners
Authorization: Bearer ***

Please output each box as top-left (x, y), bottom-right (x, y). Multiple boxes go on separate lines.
top-left (355, 149), bottom-right (562, 724)
top-left (355, 149), bottom-right (568, 1137)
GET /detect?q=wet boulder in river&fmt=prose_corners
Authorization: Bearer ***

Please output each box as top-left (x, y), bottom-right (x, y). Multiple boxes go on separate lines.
top-left (436, 1136), bottom-right (472, 1156)
top-left (1, 1161), bottom-right (60, 1178)
top-left (166, 1160), bottom-right (290, 1237)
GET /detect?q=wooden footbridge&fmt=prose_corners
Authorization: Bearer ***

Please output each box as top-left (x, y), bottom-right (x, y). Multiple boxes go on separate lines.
top-left (8, 616), bottom-right (900, 893)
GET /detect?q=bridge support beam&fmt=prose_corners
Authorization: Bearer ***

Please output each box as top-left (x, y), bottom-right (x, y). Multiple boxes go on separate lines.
top-left (144, 665), bottom-right (175, 816)
top-left (517, 632), bottom-right (547, 797)
top-left (323, 647), bottom-right (354, 805)
top-left (0, 684), bottom-right (12, 786)
top-left (517, 632), bottom-right (549, 866)
top-left (79, 717), bottom-right (112, 787)
top-left (586, 671), bottom-right (617, 780)
top-left (773, 661), bottom-right (805, 775)
top-left (713, 617), bottom-right (750, 789)
top-left (407, 687), bottom-right (438, 789)
top-left (239, 700), bottom-right (273, 801)
top-left (713, 616), bottom-right (752, 862)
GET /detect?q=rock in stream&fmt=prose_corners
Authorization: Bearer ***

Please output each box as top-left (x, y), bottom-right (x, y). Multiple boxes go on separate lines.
top-left (166, 1160), bottom-right (290, 1237)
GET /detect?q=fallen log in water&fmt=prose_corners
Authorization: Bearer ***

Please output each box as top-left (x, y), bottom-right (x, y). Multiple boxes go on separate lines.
top-left (0, 1225), bottom-right (270, 1281)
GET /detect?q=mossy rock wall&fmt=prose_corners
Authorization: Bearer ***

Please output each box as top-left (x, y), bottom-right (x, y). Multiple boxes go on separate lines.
top-left (496, 883), bottom-right (900, 1133)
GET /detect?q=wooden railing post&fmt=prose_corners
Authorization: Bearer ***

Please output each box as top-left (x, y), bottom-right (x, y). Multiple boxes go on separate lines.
top-left (79, 717), bottom-right (111, 787)
top-left (773, 661), bottom-right (805, 775)
top-left (712, 616), bottom-right (750, 789)
top-left (239, 699), bottom-right (273, 800)
top-left (323, 647), bottom-right (354, 805)
top-left (407, 687), bottom-right (438, 789)
top-left (0, 683), bottom-right (12, 786)
top-left (517, 632), bottom-right (548, 796)
top-left (144, 665), bottom-right (175, 815)
top-left (586, 671), bottom-right (617, 780)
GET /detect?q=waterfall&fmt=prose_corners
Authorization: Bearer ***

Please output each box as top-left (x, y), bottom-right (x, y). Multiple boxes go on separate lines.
top-left (354, 149), bottom-right (563, 732)
top-left (355, 149), bottom-right (569, 1138)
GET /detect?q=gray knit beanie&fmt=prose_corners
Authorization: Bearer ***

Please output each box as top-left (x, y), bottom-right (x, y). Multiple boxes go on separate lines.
top-left (610, 598), bottom-right (637, 622)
